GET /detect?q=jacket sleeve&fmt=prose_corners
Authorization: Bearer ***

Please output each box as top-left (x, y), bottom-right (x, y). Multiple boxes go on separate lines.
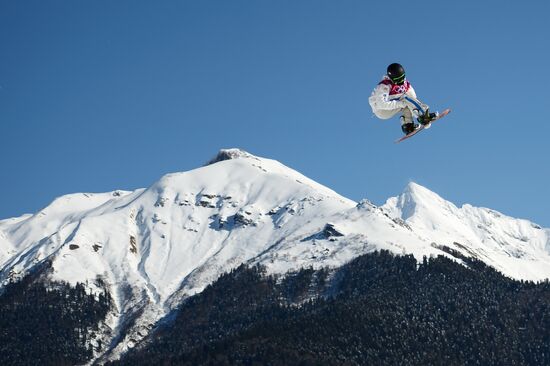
top-left (407, 84), bottom-right (418, 99)
top-left (369, 84), bottom-right (406, 111)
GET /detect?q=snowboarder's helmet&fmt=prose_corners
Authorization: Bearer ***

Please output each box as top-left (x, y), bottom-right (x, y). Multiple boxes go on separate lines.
top-left (387, 63), bottom-right (406, 84)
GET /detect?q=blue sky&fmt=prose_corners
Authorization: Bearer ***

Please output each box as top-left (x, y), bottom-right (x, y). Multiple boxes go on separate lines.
top-left (1, 1), bottom-right (549, 227)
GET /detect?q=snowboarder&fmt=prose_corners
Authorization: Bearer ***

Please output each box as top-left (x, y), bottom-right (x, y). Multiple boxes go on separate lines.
top-left (369, 63), bottom-right (438, 135)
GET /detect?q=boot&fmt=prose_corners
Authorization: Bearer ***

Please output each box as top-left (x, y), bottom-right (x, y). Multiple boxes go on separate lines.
top-left (401, 122), bottom-right (418, 135)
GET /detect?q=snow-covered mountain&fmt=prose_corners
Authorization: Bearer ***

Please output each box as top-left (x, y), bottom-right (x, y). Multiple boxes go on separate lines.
top-left (1, 148), bottom-right (549, 360)
top-left (382, 182), bottom-right (550, 280)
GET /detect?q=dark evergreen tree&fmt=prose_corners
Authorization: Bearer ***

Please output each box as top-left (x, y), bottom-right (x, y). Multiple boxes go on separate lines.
top-left (0, 264), bottom-right (112, 366)
top-left (112, 251), bottom-right (550, 366)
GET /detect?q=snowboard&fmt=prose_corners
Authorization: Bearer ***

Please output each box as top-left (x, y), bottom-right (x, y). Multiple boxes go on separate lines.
top-left (395, 108), bottom-right (451, 143)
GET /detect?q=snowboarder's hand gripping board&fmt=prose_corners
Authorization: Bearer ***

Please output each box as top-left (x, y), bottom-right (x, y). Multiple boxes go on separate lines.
top-left (395, 108), bottom-right (451, 143)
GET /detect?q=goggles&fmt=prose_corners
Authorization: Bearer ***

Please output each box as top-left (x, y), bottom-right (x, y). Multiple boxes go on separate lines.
top-left (390, 74), bottom-right (406, 84)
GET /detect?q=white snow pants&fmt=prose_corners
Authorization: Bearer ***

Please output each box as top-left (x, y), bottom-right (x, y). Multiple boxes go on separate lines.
top-left (375, 96), bottom-right (429, 125)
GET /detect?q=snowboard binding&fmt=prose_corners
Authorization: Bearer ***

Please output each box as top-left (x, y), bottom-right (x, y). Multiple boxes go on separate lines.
top-left (401, 122), bottom-right (418, 135)
top-left (417, 109), bottom-right (439, 126)
top-left (396, 108), bottom-right (452, 143)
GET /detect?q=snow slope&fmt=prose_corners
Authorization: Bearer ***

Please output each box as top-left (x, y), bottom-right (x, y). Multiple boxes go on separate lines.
top-left (0, 149), bottom-right (549, 360)
top-left (382, 182), bottom-right (550, 281)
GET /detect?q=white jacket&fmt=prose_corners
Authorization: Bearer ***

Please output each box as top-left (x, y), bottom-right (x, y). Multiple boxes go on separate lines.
top-left (369, 75), bottom-right (418, 119)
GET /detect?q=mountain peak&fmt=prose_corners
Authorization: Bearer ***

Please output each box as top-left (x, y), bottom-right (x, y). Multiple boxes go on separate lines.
top-left (3, 152), bottom-right (550, 362)
top-left (402, 182), bottom-right (448, 205)
top-left (381, 182), bottom-right (453, 221)
top-left (404, 181), bottom-right (434, 195)
top-left (205, 148), bottom-right (256, 166)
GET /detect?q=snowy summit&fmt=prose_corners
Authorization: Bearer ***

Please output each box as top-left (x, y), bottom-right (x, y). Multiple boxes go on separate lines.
top-left (0, 148), bottom-right (549, 359)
